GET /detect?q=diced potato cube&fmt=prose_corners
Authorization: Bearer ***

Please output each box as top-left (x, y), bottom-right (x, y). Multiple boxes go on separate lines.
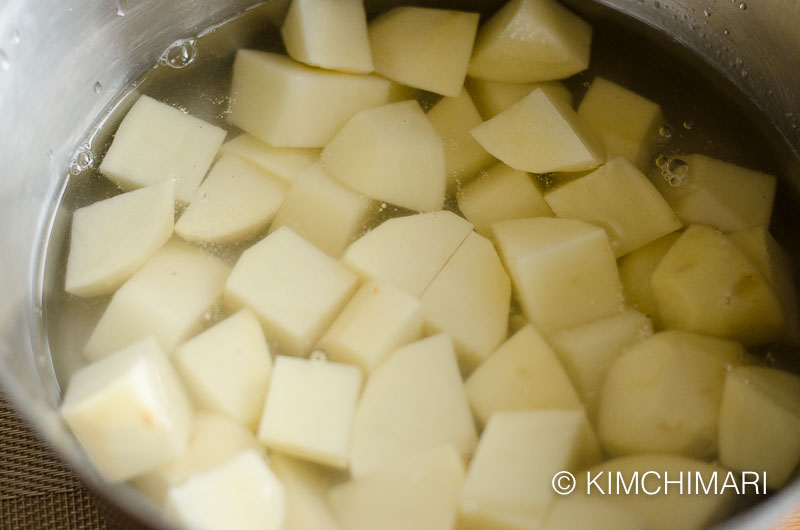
top-left (99, 95), bottom-right (226, 203)
top-left (225, 227), bottom-right (359, 356)
top-left (269, 162), bottom-right (371, 258)
top-left (229, 50), bottom-right (392, 147)
top-left (597, 330), bottom-right (747, 459)
top-left (421, 232), bottom-right (510, 372)
top-left (651, 224), bottom-right (784, 346)
top-left (329, 446), bottom-right (465, 530)
top-left (319, 281), bottom-right (424, 374)
top-left (65, 180), bottom-right (174, 297)
top-left (577, 77), bottom-right (663, 170)
top-left (549, 310), bottom-right (652, 423)
top-left (577, 455), bottom-right (737, 530)
top-left (61, 337), bottom-right (192, 482)
top-left (258, 356), bottom-right (362, 468)
top-left (343, 211), bottom-right (473, 297)
top-left (350, 334), bottom-right (477, 477)
top-left (166, 450), bottom-right (286, 530)
top-left (718, 366), bottom-right (800, 489)
top-left (426, 88), bottom-right (494, 187)
top-left (133, 411), bottom-right (263, 504)
top-left (650, 154), bottom-right (776, 232)
top-left (281, 0), bottom-right (372, 73)
top-left (467, 0), bottom-right (592, 82)
top-left (491, 217), bottom-right (624, 334)
top-left (175, 154), bottom-right (288, 243)
top-left (457, 163), bottom-right (552, 237)
top-left (458, 410), bottom-right (587, 530)
top-left (368, 7), bottom-right (479, 97)
top-left (270, 454), bottom-right (343, 530)
top-left (472, 88), bottom-right (605, 173)
top-left (172, 309), bottom-right (272, 427)
top-left (617, 232), bottom-right (681, 328)
top-left (321, 100), bottom-right (446, 212)
top-left (729, 225), bottom-right (800, 345)
top-left (541, 497), bottom-right (646, 530)
top-left (544, 157), bottom-right (681, 256)
top-left (466, 77), bottom-right (572, 119)
top-left (84, 240), bottom-right (230, 361)
top-left (219, 134), bottom-right (319, 184)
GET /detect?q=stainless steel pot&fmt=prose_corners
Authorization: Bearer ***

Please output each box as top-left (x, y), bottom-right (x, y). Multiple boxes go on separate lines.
top-left (0, 0), bottom-right (798, 528)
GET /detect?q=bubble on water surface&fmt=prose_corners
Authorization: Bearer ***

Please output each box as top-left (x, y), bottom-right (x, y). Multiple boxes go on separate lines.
top-left (161, 39), bottom-right (197, 69)
top-left (657, 124), bottom-right (673, 139)
top-left (93, 82), bottom-right (103, 94)
top-left (69, 148), bottom-right (95, 175)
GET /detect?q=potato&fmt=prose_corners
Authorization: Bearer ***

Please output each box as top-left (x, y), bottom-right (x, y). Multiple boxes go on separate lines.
top-left (258, 356), bottom-right (362, 469)
top-left (281, 0), bottom-right (372, 73)
top-left (466, 77), bottom-right (572, 119)
top-left (457, 163), bottom-right (552, 237)
top-left (65, 180), bottom-right (174, 297)
top-left (544, 157), bottom-right (681, 256)
top-left (342, 210), bottom-right (473, 297)
top-left (61, 337), bottom-right (192, 482)
top-left (219, 134), bottom-right (319, 184)
top-left (467, 0), bottom-right (591, 82)
top-left (175, 154), bottom-right (288, 243)
top-left (321, 100), bottom-right (446, 212)
top-left (471, 88), bottom-right (605, 173)
top-left (651, 224), bottom-right (784, 346)
top-left (541, 497), bottom-right (646, 530)
top-left (421, 232), bottom-right (511, 373)
top-left (577, 77), bottom-right (663, 170)
top-left (225, 227), bottom-right (359, 356)
top-left (172, 309), bottom-right (272, 428)
top-left (268, 162), bottom-right (372, 258)
top-left (597, 330), bottom-right (747, 459)
top-left (229, 50), bottom-right (392, 147)
top-left (368, 7), bottom-right (479, 96)
top-left (99, 95), bottom-right (226, 202)
top-left (84, 239), bottom-right (230, 361)
top-left (270, 454), bottom-right (343, 530)
top-left (349, 334), bottom-right (477, 477)
top-left (166, 450), bottom-right (286, 530)
top-left (329, 446), bottom-right (465, 530)
top-left (718, 366), bottom-right (800, 489)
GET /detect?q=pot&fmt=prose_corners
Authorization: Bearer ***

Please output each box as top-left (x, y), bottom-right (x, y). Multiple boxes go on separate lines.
top-left (0, 0), bottom-right (798, 528)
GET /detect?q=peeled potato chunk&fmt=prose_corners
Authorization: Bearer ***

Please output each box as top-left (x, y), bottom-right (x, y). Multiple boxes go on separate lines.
top-left (258, 356), bottom-right (362, 469)
top-left (99, 95), bottom-right (226, 202)
top-left (597, 330), bottom-right (747, 459)
top-left (650, 154), bottom-right (776, 232)
top-left (651, 224), bottom-right (784, 346)
top-left (329, 446), bottom-right (465, 530)
top-left (281, 0), bottom-right (373, 73)
top-left (172, 309), bottom-right (272, 428)
top-left (541, 497), bottom-right (646, 530)
top-left (229, 50), bottom-right (392, 147)
top-left (459, 410), bottom-right (589, 530)
top-left (322, 100), bottom-right (446, 212)
top-left (421, 232), bottom-right (511, 373)
top-left (577, 77), bottom-right (663, 170)
top-left (319, 280), bottom-right (424, 374)
top-left (343, 210), bottom-right (473, 297)
top-left (466, 77), bottom-right (572, 119)
top-left (175, 154), bottom-right (288, 243)
top-left (61, 337), bottom-right (192, 482)
top-left (270, 454), bottom-right (343, 530)
top-left (472, 88), bottom-right (605, 174)
top-left (166, 450), bottom-right (286, 530)
top-left (718, 366), bottom-right (800, 489)
top-left (269, 162), bottom-right (372, 258)
top-left (544, 157), bottom-right (681, 256)
top-left (457, 163), bottom-right (552, 237)
top-left (219, 134), bottom-right (319, 184)
top-left (349, 334), bottom-right (477, 478)
top-left (491, 217), bottom-right (624, 335)
top-left (467, 0), bottom-right (592, 82)
top-left (84, 239), bottom-right (230, 361)
top-left (225, 227), bottom-right (358, 356)
top-left (368, 7), bottom-right (479, 96)
top-left (65, 180), bottom-right (174, 297)
top-left (133, 411), bottom-right (263, 504)
top-left (427, 88), bottom-right (494, 188)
